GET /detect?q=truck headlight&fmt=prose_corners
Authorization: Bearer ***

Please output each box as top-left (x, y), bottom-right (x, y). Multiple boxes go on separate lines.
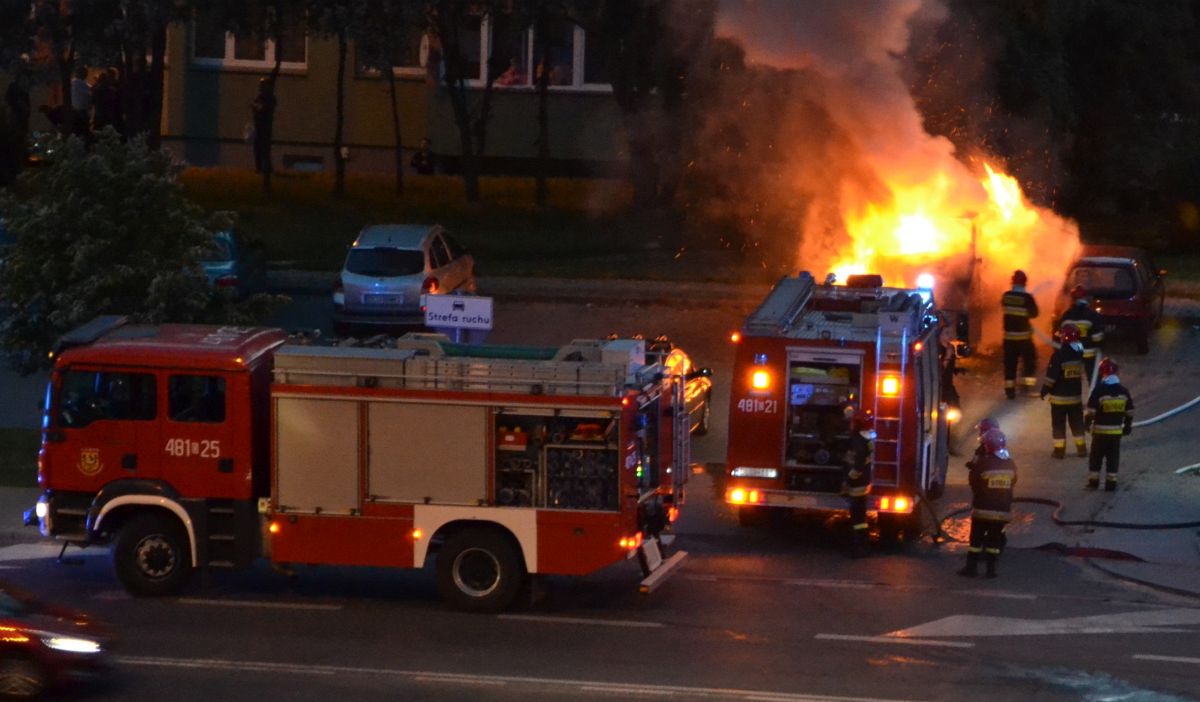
top-left (40, 635), bottom-right (102, 654)
top-left (731, 467), bottom-right (778, 479)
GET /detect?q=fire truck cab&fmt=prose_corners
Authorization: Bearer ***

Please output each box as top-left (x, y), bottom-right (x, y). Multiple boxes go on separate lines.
top-left (725, 272), bottom-right (951, 541)
top-left (30, 317), bottom-right (690, 612)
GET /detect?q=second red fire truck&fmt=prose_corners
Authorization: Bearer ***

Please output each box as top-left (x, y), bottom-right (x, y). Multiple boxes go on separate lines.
top-left (28, 317), bottom-right (692, 611)
top-left (725, 272), bottom-right (953, 541)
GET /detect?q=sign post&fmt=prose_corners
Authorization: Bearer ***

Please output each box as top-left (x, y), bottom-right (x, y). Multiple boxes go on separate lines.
top-left (423, 294), bottom-right (494, 344)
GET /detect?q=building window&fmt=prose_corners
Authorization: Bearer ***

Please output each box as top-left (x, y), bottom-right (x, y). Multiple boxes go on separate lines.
top-left (191, 8), bottom-right (308, 70)
top-left (435, 13), bottom-right (608, 91)
top-left (356, 23), bottom-right (427, 77)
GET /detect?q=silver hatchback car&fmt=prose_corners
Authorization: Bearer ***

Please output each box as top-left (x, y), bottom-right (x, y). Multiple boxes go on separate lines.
top-left (333, 224), bottom-right (477, 335)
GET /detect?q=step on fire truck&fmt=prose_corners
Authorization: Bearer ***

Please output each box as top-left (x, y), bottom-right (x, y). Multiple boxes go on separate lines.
top-left (27, 317), bottom-right (691, 612)
top-left (725, 272), bottom-right (952, 542)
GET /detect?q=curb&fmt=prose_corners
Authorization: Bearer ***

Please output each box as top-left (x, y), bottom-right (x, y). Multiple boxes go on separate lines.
top-left (1084, 557), bottom-right (1200, 601)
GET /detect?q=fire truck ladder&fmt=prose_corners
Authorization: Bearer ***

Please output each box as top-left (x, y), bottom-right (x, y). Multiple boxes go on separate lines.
top-left (743, 273), bottom-right (815, 336)
top-left (871, 316), bottom-right (910, 488)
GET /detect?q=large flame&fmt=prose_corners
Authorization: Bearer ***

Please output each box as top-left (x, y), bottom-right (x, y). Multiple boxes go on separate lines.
top-left (812, 159), bottom-right (1080, 347)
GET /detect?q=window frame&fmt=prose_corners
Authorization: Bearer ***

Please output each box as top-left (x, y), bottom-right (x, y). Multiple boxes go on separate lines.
top-left (167, 374), bottom-right (228, 425)
top-left (190, 19), bottom-right (309, 72)
top-left (445, 15), bottom-right (610, 92)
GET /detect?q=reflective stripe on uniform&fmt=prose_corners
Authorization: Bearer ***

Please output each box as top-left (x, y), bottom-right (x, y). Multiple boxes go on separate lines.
top-left (1003, 307), bottom-right (1029, 317)
top-left (1049, 396), bottom-right (1082, 405)
top-left (972, 509), bottom-right (1011, 521)
top-left (853, 522), bottom-right (869, 530)
top-left (1093, 424), bottom-right (1123, 435)
top-left (985, 547), bottom-right (1001, 555)
top-left (847, 486), bottom-right (870, 497)
top-left (1004, 331), bottom-right (1032, 340)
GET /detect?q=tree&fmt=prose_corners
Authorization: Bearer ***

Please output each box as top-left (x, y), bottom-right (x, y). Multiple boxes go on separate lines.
top-left (0, 132), bottom-right (249, 371)
top-left (356, 0), bottom-right (422, 197)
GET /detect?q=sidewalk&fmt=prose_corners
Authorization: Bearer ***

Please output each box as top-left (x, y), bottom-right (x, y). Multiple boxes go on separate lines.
top-left (3, 274), bottom-right (1198, 600)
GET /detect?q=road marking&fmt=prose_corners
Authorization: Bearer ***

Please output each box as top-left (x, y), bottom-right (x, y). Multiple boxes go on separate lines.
top-left (115, 656), bottom-right (927, 701)
top-left (952, 589), bottom-right (1037, 601)
top-left (814, 634), bottom-right (975, 649)
top-left (686, 574), bottom-right (1038, 601)
top-left (177, 597), bottom-right (343, 611)
top-left (1133, 654), bottom-right (1200, 666)
top-left (886, 608), bottom-right (1200, 638)
top-left (497, 614), bottom-right (664, 628)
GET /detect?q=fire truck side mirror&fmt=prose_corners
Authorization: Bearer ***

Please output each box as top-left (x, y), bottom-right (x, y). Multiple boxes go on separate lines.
top-left (953, 342), bottom-right (972, 359)
top-left (686, 368), bottom-right (712, 380)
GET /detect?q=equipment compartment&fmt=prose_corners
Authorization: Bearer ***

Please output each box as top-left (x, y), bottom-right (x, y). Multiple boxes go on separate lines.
top-left (492, 411), bottom-right (618, 509)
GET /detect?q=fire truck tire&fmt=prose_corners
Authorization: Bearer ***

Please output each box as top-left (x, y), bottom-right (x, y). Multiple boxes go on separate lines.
top-left (436, 528), bottom-right (525, 613)
top-left (695, 396), bottom-right (712, 436)
top-left (113, 513), bottom-right (193, 597)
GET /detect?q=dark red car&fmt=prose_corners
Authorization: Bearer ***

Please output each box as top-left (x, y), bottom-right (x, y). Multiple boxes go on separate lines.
top-left (1055, 245), bottom-right (1167, 354)
top-left (0, 582), bottom-right (111, 699)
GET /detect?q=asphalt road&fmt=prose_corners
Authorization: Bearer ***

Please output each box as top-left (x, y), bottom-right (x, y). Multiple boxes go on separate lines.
top-left (5, 292), bottom-right (1199, 701)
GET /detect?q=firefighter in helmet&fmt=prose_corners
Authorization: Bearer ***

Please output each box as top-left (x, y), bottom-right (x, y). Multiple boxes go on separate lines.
top-left (959, 428), bottom-right (1017, 579)
top-left (1056, 285), bottom-right (1105, 381)
top-left (1001, 270), bottom-right (1039, 399)
top-left (1085, 358), bottom-right (1134, 491)
top-left (966, 417), bottom-right (1000, 470)
top-left (1040, 323), bottom-right (1088, 459)
top-left (843, 407), bottom-right (875, 558)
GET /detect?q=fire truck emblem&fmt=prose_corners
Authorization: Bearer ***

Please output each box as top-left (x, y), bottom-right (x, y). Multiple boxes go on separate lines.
top-left (77, 449), bottom-right (103, 476)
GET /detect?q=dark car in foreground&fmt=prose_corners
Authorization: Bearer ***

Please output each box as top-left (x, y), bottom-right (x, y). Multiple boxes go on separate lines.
top-left (0, 582), bottom-right (111, 698)
top-left (1055, 245), bottom-right (1167, 354)
top-left (333, 224), bottom-right (476, 335)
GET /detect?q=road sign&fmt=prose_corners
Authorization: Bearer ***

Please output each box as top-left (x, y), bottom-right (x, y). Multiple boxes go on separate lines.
top-left (423, 294), bottom-right (494, 330)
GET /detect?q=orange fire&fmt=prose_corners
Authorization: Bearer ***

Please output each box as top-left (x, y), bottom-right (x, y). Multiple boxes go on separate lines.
top-left (812, 159), bottom-right (1080, 348)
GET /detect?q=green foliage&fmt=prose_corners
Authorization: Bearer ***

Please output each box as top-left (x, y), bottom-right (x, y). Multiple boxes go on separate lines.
top-left (0, 131), bottom-right (236, 371)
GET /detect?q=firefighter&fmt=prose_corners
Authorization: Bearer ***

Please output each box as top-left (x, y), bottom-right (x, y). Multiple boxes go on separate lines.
top-left (843, 407), bottom-right (875, 558)
top-left (1085, 358), bottom-right (1134, 491)
top-left (1056, 285), bottom-right (1105, 381)
top-left (966, 417), bottom-right (1000, 469)
top-left (1002, 270), bottom-right (1039, 399)
top-left (958, 428), bottom-right (1016, 579)
top-left (1040, 323), bottom-right (1088, 459)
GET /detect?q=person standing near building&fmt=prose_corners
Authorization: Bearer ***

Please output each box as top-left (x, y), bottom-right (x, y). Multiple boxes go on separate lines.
top-left (1085, 358), bottom-right (1134, 491)
top-left (959, 429), bottom-right (1016, 578)
top-left (1057, 285), bottom-right (1105, 381)
top-left (69, 66), bottom-right (92, 138)
top-left (843, 407), bottom-right (875, 558)
top-left (1040, 323), bottom-right (1088, 459)
top-left (1001, 270), bottom-right (1039, 399)
top-left (250, 77), bottom-right (276, 175)
top-left (411, 137), bottom-right (435, 175)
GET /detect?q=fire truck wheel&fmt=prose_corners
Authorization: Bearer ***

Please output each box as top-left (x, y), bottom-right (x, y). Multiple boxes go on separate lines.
top-left (695, 396), bottom-right (712, 436)
top-left (436, 529), bottom-right (525, 613)
top-left (114, 513), bottom-right (192, 597)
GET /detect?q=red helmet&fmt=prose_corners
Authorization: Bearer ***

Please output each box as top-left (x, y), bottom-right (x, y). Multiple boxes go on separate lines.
top-left (1011, 270), bottom-right (1028, 286)
top-left (1099, 358), bottom-right (1119, 377)
top-left (981, 428), bottom-right (1007, 455)
top-left (1060, 323), bottom-right (1081, 343)
top-left (1070, 285), bottom-right (1090, 302)
top-left (976, 417), bottom-right (1000, 437)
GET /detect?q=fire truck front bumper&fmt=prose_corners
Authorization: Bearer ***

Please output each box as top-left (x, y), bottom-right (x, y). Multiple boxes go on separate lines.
top-left (726, 487), bottom-right (846, 512)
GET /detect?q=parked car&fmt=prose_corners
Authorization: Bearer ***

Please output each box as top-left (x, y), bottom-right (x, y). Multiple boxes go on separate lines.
top-left (201, 230), bottom-right (267, 299)
top-left (646, 336), bottom-right (714, 435)
top-left (333, 224), bottom-right (476, 336)
top-left (1054, 245), bottom-right (1167, 354)
top-left (0, 581), bottom-right (111, 698)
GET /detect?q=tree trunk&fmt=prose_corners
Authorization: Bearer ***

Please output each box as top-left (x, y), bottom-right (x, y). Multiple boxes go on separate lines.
top-left (534, 10), bottom-right (550, 208)
top-left (333, 29), bottom-right (348, 196)
top-left (387, 64), bottom-right (404, 197)
top-left (146, 23), bottom-right (168, 149)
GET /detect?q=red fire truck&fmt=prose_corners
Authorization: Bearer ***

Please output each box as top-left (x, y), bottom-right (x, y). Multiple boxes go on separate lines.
top-left (27, 317), bottom-right (690, 612)
top-left (724, 272), bottom-right (952, 541)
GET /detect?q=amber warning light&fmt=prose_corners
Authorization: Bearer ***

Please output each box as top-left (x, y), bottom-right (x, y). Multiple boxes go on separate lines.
top-left (880, 375), bottom-right (901, 397)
